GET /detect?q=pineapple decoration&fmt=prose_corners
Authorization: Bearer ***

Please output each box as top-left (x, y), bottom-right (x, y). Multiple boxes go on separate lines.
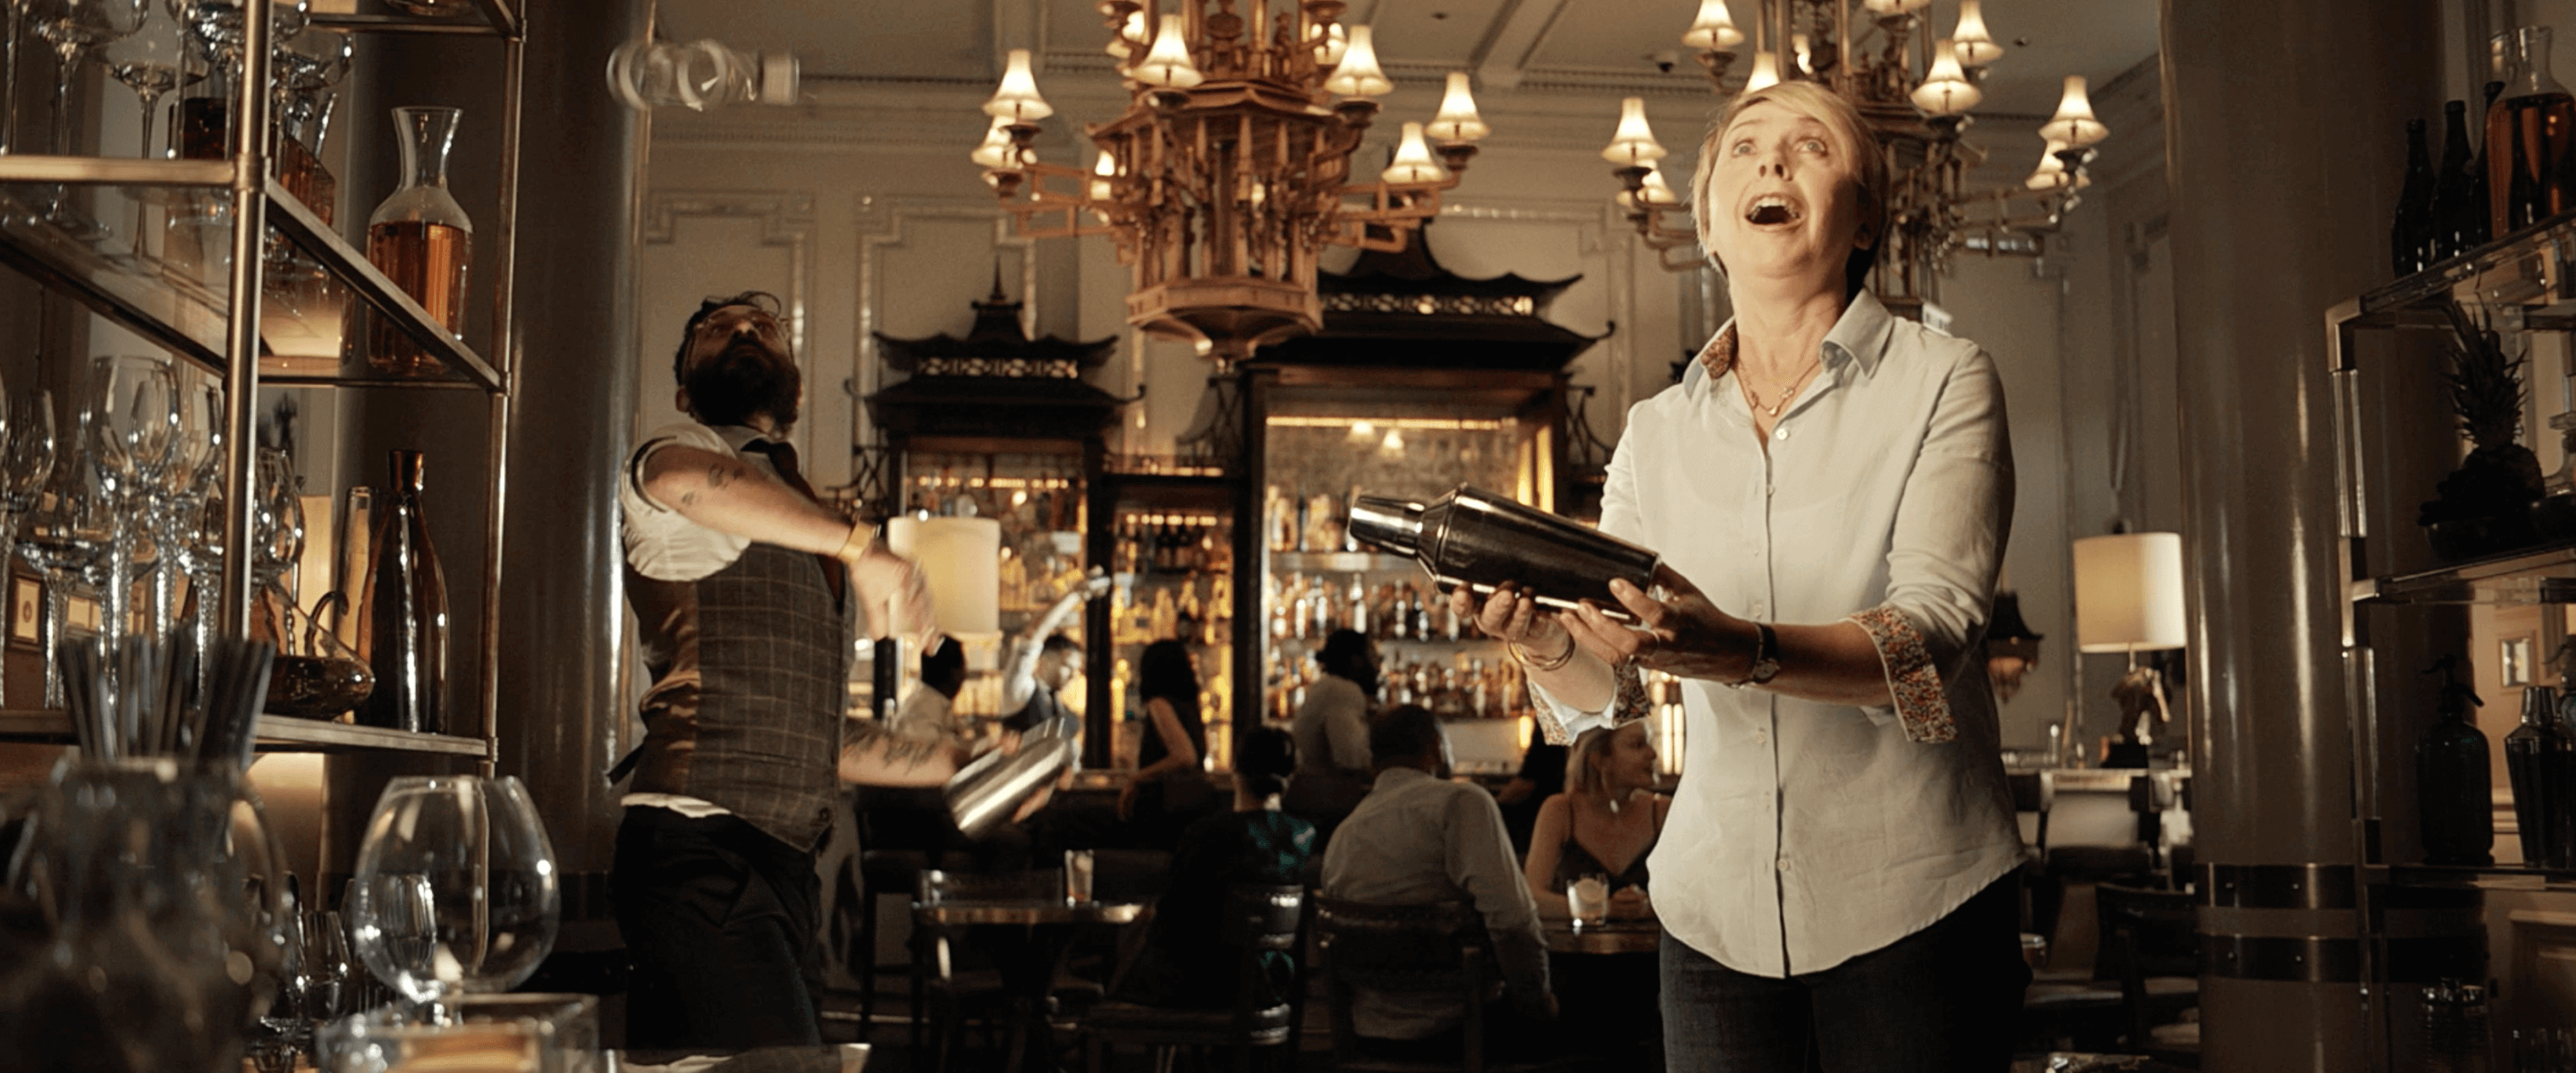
top-left (2419, 300), bottom-right (2545, 558)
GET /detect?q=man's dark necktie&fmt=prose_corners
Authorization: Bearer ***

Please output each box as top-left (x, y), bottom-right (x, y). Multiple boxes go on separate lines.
top-left (741, 438), bottom-right (846, 604)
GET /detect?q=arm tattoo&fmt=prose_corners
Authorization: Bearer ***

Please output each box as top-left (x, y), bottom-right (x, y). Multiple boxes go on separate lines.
top-left (678, 490), bottom-right (699, 508)
top-left (847, 719), bottom-right (964, 772)
top-left (706, 462), bottom-right (735, 488)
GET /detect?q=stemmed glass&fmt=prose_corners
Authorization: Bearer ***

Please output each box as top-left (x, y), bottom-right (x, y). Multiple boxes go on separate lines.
top-left (163, 376), bottom-right (221, 655)
top-left (13, 458), bottom-right (111, 707)
top-left (22, 0), bottom-right (146, 229)
top-left (0, 386), bottom-right (57, 705)
top-left (99, 1), bottom-right (201, 264)
top-left (82, 353), bottom-right (178, 655)
top-left (346, 775), bottom-right (559, 1016)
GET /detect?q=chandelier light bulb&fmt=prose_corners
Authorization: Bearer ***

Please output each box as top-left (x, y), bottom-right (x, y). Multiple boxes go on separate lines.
top-left (2039, 75), bottom-right (2108, 148)
top-left (1682, 0), bottom-right (1745, 50)
top-left (1638, 165), bottom-right (1682, 207)
top-left (1382, 123), bottom-right (1450, 185)
top-left (1952, 0), bottom-right (2003, 67)
top-left (1743, 50), bottom-right (1781, 92)
top-left (1089, 149), bottom-right (1118, 199)
top-left (1909, 40), bottom-right (1980, 116)
top-left (970, 116), bottom-right (1021, 170)
top-left (1325, 25), bottom-right (1394, 97)
top-left (1311, 22), bottom-right (1348, 67)
top-left (1133, 14), bottom-right (1206, 89)
top-left (1428, 72), bottom-right (1489, 142)
top-left (2025, 139), bottom-right (2090, 191)
top-left (984, 47), bottom-right (1054, 122)
top-left (1861, 0), bottom-right (1933, 12)
top-left (1600, 97), bottom-right (1668, 165)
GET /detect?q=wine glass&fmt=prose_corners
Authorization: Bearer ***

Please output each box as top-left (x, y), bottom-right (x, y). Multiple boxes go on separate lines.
top-left (99, 1), bottom-right (201, 264)
top-left (22, 0), bottom-right (145, 227)
top-left (14, 457), bottom-right (111, 708)
top-left (163, 376), bottom-right (221, 650)
top-left (346, 775), bottom-right (559, 1013)
top-left (82, 353), bottom-right (178, 652)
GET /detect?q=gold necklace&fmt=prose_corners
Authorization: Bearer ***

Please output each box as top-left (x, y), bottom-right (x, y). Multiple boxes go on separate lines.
top-left (1741, 360), bottom-right (1821, 418)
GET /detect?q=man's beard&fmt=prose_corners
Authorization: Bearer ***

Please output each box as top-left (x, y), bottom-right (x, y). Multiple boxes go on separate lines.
top-left (685, 340), bottom-right (801, 429)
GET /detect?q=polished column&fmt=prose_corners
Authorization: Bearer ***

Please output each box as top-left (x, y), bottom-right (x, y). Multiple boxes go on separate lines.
top-left (2162, 2), bottom-right (2441, 1069)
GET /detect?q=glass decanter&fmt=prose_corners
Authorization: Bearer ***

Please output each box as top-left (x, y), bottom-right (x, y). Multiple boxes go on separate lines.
top-left (360, 106), bottom-right (472, 376)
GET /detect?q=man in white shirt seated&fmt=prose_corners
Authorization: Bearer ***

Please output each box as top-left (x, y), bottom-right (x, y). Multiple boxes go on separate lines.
top-left (1321, 705), bottom-right (1556, 1059)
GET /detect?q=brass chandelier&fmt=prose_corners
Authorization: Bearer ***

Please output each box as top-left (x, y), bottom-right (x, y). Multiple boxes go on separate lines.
top-left (1606, 0), bottom-right (2110, 300)
top-left (973, 2), bottom-right (1492, 368)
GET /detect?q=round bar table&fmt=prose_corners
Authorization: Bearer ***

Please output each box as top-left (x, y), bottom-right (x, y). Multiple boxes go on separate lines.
top-left (912, 899), bottom-right (1151, 1072)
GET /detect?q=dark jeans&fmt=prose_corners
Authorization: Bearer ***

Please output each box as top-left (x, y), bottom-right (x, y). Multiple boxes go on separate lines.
top-left (1661, 874), bottom-right (2029, 1073)
top-left (612, 807), bottom-right (825, 1052)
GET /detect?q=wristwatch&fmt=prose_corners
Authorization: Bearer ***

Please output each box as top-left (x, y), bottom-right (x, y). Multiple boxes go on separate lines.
top-left (1736, 621), bottom-right (1781, 687)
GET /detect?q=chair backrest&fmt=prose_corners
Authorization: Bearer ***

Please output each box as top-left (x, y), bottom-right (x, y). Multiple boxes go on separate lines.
top-left (918, 867), bottom-right (1062, 904)
top-left (2007, 771), bottom-right (2050, 851)
top-left (1220, 883), bottom-right (1305, 951)
top-left (2094, 883), bottom-right (2199, 1048)
top-left (1312, 897), bottom-right (1498, 1069)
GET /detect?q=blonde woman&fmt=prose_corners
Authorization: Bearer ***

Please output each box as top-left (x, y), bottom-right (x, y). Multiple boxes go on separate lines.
top-left (1457, 80), bottom-right (2025, 1071)
top-left (1521, 722), bottom-right (1667, 920)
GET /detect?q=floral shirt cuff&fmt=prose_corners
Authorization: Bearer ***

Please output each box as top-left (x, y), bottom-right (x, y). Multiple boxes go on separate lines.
top-left (1526, 662), bottom-right (1649, 746)
top-left (1845, 606), bottom-right (1955, 743)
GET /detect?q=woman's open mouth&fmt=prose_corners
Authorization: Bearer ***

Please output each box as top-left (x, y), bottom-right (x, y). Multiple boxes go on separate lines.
top-left (1744, 194), bottom-right (1803, 226)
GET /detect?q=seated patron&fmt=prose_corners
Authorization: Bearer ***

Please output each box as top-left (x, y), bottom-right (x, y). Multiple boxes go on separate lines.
top-left (1283, 629), bottom-right (1378, 846)
top-left (1321, 705), bottom-right (1555, 1054)
top-left (1112, 727), bottom-right (1316, 1010)
top-left (1521, 722), bottom-right (1667, 919)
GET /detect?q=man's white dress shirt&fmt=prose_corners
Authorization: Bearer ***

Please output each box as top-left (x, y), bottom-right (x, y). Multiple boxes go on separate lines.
top-left (1532, 291), bottom-right (2022, 978)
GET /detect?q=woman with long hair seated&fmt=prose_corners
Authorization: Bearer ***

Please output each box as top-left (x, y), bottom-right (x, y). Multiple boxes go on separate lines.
top-left (1111, 726), bottom-right (1316, 1008)
top-left (1521, 722), bottom-right (1666, 920)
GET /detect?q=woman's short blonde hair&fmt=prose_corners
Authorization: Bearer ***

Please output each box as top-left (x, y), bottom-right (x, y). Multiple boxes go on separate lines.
top-left (1566, 722), bottom-right (1647, 797)
top-left (1689, 80), bottom-right (1889, 300)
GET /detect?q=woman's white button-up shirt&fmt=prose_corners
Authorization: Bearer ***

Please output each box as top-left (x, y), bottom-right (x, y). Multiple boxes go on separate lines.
top-left (1534, 290), bottom-right (2024, 978)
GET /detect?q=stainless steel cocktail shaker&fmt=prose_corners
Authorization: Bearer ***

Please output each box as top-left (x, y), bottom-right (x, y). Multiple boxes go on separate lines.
top-left (1347, 485), bottom-right (1660, 622)
top-left (945, 714), bottom-right (1080, 839)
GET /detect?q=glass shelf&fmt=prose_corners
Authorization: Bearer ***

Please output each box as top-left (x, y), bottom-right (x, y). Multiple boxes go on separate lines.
top-left (2376, 862), bottom-right (2576, 892)
top-left (0, 171), bottom-right (502, 393)
top-left (2352, 540), bottom-right (2576, 604)
top-left (312, 0), bottom-right (521, 38)
top-left (2359, 207), bottom-right (2576, 319)
top-left (1270, 550), bottom-right (1418, 574)
top-left (0, 709), bottom-right (488, 756)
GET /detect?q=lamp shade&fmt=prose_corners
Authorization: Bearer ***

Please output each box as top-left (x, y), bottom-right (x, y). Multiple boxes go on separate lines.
top-left (1910, 40), bottom-right (1981, 115)
top-left (2072, 532), bottom-right (2187, 653)
top-left (1133, 14), bottom-right (1205, 89)
top-left (1743, 50), bottom-right (1781, 92)
top-left (984, 48), bottom-right (1053, 122)
top-left (970, 116), bottom-right (1021, 170)
top-left (2039, 75), bottom-right (2108, 148)
top-left (1637, 165), bottom-right (1682, 206)
top-left (1089, 148), bottom-right (1118, 199)
top-left (1310, 22), bottom-right (1347, 66)
top-left (1381, 122), bottom-right (1450, 185)
top-left (1427, 72), bottom-right (1489, 142)
top-left (887, 516), bottom-right (1003, 640)
top-left (1682, 0), bottom-right (1744, 50)
top-left (1324, 24), bottom-right (1394, 97)
top-left (1952, 0), bottom-right (2003, 66)
top-left (1600, 97), bottom-right (1667, 165)
top-left (2025, 139), bottom-right (2089, 191)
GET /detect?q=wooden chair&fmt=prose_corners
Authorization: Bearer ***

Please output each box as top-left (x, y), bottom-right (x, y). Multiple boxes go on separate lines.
top-left (915, 868), bottom-right (1096, 1073)
top-left (2093, 883), bottom-right (2200, 1062)
top-left (1311, 897), bottom-right (1589, 1073)
top-left (1081, 883), bottom-right (1304, 1073)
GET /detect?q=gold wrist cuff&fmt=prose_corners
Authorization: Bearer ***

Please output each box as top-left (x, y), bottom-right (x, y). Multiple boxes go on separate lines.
top-left (835, 522), bottom-right (877, 563)
top-left (1511, 631), bottom-right (1579, 673)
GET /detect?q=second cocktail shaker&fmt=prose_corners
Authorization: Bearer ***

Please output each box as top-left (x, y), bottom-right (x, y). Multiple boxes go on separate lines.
top-left (945, 714), bottom-right (1080, 840)
top-left (1347, 485), bottom-right (1660, 621)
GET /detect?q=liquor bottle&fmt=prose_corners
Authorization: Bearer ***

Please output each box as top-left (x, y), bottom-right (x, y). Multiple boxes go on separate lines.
top-left (2394, 118), bottom-right (2437, 277)
top-left (2504, 684), bottom-right (2567, 868)
top-left (2490, 30), bottom-right (2573, 237)
top-left (2434, 100), bottom-right (2483, 259)
top-left (359, 451), bottom-right (448, 733)
top-left (363, 107), bottom-right (474, 376)
top-left (2417, 656), bottom-right (2496, 866)
top-left (1346, 574), bottom-right (1368, 637)
top-left (1349, 486), bottom-right (1660, 623)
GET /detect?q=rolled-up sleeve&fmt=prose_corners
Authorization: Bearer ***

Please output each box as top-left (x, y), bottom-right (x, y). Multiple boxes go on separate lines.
top-left (1523, 416), bottom-right (1651, 745)
top-left (1850, 347), bottom-right (2012, 743)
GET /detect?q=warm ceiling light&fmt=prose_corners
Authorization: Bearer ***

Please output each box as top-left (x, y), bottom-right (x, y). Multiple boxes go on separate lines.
top-left (1347, 420), bottom-right (1377, 444)
top-left (1089, 149), bottom-right (1117, 199)
top-left (1600, 97), bottom-right (1667, 165)
top-left (1428, 72), bottom-right (1489, 143)
top-left (984, 47), bottom-right (1053, 123)
top-left (1952, 0), bottom-right (2004, 67)
top-left (2025, 140), bottom-right (2089, 190)
top-left (1310, 22), bottom-right (1347, 66)
top-left (1792, 33), bottom-right (1813, 75)
top-left (1106, 11), bottom-right (1146, 62)
top-left (1742, 51), bottom-right (1781, 92)
top-left (1861, 0), bottom-right (1932, 11)
top-left (1382, 123), bottom-right (1450, 185)
top-left (969, 116), bottom-right (1021, 169)
top-left (2039, 75), bottom-right (2109, 148)
top-left (1133, 14), bottom-right (1205, 89)
top-left (1324, 24), bottom-right (1393, 97)
top-left (1637, 165), bottom-right (1682, 207)
top-left (1681, 0), bottom-right (1744, 50)
top-left (1910, 40), bottom-right (1980, 116)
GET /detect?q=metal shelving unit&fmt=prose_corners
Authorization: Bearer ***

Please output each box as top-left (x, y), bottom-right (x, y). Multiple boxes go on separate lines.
top-left (0, 0), bottom-right (522, 765)
top-left (2326, 208), bottom-right (2576, 1070)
